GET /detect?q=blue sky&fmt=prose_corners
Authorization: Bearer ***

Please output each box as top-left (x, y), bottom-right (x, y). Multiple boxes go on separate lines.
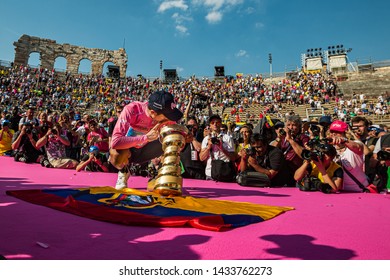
top-left (1, 0), bottom-right (389, 78)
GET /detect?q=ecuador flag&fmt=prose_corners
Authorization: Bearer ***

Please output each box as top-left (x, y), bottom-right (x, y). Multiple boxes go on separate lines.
top-left (6, 187), bottom-right (293, 231)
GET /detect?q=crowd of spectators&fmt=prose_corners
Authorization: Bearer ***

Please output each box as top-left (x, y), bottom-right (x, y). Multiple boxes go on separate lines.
top-left (1, 64), bottom-right (390, 194)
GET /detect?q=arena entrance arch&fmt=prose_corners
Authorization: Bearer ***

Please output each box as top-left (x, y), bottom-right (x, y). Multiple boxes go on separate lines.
top-left (13, 34), bottom-right (127, 78)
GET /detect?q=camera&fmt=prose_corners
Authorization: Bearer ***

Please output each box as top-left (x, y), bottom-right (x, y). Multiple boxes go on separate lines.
top-left (307, 138), bottom-right (320, 148)
top-left (186, 125), bottom-right (194, 131)
top-left (211, 136), bottom-right (220, 145)
top-left (40, 157), bottom-right (52, 168)
top-left (279, 129), bottom-right (286, 136)
top-left (40, 124), bottom-right (49, 134)
top-left (301, 149), bottom-right (324, 161)
top-left (245, 147), bottom-right (256, 156)
top-left (194, 93), bottom-right (209, 101)
top-left (309, 124), bottom-right (320, 136)
top-left (233, 131), bottom-right (243, 143)
top-left (377, 150), bottom-right (390, 161)
top-left (301, 176), bottom-right (333, 193)
top-left (51, 129), bottom-right (58, 135)
top-left (25, 128), bottom-right (32, 134)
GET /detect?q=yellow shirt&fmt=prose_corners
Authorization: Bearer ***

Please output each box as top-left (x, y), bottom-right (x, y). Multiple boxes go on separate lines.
top-left (0, 129), bottom-right (15, 155)
top-left (310, 161), bottom-right (342, 183)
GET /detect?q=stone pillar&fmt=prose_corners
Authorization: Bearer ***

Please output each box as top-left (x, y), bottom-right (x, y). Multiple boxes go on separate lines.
top-left (92, 61), bottom-right (103, 76)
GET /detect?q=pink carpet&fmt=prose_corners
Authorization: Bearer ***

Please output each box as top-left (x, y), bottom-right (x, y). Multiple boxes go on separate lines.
top-left (1, 156), bottom-right (389, 260)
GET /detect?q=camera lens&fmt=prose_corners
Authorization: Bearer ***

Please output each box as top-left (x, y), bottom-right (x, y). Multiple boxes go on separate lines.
top-left (245, 147), bottom-right (256, 156)
top-left (301, 149), bottom-right (312, 160)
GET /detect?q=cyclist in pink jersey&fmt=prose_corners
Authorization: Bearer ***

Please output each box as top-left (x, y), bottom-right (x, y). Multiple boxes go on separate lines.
top-left (110, 90), bottom-right (183, 189)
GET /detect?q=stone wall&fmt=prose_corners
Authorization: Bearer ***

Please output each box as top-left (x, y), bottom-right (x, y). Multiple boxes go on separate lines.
top-left (337, 67), bottom-right (390, 97)
top-left (13, 34), bottom-right (127, 78)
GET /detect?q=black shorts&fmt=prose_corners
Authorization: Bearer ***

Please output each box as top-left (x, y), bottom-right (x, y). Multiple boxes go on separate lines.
top-left (129, 140), bottom-right (163, 164)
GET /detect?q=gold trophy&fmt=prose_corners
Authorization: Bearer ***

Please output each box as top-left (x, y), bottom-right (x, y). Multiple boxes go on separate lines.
top-left (148, 124), bottom-right (188, 196)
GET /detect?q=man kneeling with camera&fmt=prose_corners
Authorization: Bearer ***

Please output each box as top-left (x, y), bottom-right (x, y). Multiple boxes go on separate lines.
top-left (237, 133), bottom-right (285, 187)
top-left (294, 140), bottom-right (343, 194)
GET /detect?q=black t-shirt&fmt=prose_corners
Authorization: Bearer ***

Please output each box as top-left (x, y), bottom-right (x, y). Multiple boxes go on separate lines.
top-left (246, 145), bottom-right (285, 186)
top-left (12, 131), bottom-right (43, 160)
top-left (180, 142), bottom-right (206, 180)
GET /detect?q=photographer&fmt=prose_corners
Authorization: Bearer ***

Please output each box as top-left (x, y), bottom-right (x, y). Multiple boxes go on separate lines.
top-left (87, 119), bottom-right (109, 153)
top-left (76, 145), bottom-right (110, 172)
top-left (235, 125), bottom-right (253, 170)
top-left (200, 114), bottom-right (236, 182)
top-left (180, 116), bottom-right (206, 180)
top-left (294, 141), bottom-right (343, 193)
top-left (0, 120), bottom-right (15, 156)
top-left (36, 124), bottom-right (79, 169)
top-left (238, 133), bottom-right (285, 187)
top-left (271, 115), bottom-right (309, 186)
top-left (183, 92), bottom-right (213, 123)
top-left (350, 117), bottom-right (380, 185)
top-left (18, 107), bottom-right (39, 130)
top-left (11, 122), bottom-right (44, 163)
top-left (328, 120), bottom-right (371, 192)
top-left (371, 131), bottom-right (390, 192)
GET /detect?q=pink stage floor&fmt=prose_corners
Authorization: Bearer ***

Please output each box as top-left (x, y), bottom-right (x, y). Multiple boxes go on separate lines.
top-left (1, 156), bottom-right (390, 260)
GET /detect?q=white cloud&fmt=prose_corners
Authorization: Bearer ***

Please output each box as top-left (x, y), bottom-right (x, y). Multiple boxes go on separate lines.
top-left (158, 0), bottom-right (245, 34)
top-left (172, 12), bottom-right (193, 24)
top-left (193, 0), bottom-right (244, 24)
top-left (255, 22), bottom-right (264, 29)
top-left (236, 50), bottom-right (248, 57)
top-left (175, 25), bottom-right (189, 36)
top-left (158, 0), bottom-right (188, 13)
top-left (206, 11), bottom-right (222, 23)
top-left (245, 6), bottom-right (255, 14)
top-left (172, 12), bottom-right (192, 35)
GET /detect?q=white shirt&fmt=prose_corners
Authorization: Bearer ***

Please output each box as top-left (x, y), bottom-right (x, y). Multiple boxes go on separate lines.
top-left (201, 133), bottom-right (235, 177)
top-left (338, 142), bottom-right (368, 192)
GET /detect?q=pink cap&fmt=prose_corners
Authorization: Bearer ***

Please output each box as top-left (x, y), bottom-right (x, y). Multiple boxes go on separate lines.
top-left (329, 120), bottom-right (348, 133)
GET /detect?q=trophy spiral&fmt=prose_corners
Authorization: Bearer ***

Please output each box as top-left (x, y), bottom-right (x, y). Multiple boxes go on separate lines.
top-left (152, 124), bottom-right (188, 196)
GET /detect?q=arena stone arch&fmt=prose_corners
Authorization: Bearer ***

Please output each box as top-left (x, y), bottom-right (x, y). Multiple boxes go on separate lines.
top-left (13, 34), bottom-right (127, 78)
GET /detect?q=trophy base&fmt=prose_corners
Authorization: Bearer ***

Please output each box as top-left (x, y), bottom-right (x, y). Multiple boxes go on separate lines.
top-left (147, 178), bottom-right (183, 196)
top-left (153, 187), bottom-right (182, 197)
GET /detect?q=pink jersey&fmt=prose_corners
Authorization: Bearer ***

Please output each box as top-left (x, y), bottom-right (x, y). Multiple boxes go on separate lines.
top-left (111, 101), bottom-right (157, 150)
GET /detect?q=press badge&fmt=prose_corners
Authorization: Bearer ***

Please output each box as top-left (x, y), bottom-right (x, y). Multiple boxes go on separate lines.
top-left (191, 150), bottom-right (198, 161)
